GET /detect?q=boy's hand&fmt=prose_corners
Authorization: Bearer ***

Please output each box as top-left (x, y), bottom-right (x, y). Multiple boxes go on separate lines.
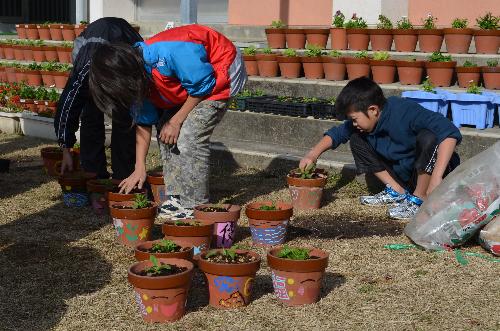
top-left (60, 148), bottom-right (74, 174)
top-left (299, 154), bottom-right (317, 171)
top-left (119, 166), bottom-right (146, 194)
top-left (159, 120), bottom-right (182, 145)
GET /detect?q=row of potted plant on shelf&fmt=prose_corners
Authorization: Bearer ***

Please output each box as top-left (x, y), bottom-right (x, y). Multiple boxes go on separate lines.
top-left (0, 83), bottom-right (60, 118)
top-left (265, 12), bottom-right (499, 54)
top-left (0, 62), bottom-right (71, 88)
top-left (14, 21), bottom-right (88, 41)
top-left (0, 40), bottom-right (73, 63)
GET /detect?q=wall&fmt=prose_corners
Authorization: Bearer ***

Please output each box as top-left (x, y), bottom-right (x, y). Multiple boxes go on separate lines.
top-left (381, 0), bottom-right (408, 24)
top-left (89, 0), bottom-right (135, 22)
top-left (333, 0), bottom-right (381, 26)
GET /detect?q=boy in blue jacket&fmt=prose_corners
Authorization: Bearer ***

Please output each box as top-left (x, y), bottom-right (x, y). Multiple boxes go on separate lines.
top-left (300, 77), bottom-right (461, 220)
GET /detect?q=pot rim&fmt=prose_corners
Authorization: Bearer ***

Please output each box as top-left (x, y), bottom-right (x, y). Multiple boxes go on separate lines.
top-left (245, 201), bottom-right (293, 221)
top-left (368, 29), bottom-right (393, 35)
top-left (300, 56), bottom-right (323, 63)
top-left (481, 66), bottom-right (500, 73)
top-left (146, 171), bottom-right (164, 185)
top-left (344, 57), bottom-right (370, 64)
top-left (392, 29), bottom-right (417, 35)
top-left (193, 204), bottom-right (241, 223)
top-left (442, 28), bottom-right (474, 35)
top-left (473, 29), bottom-right (500, 36)
top-left (109, 200), bottom-right (157, 219)
top-left (425, 61), bottom-right (457, 68)
top-left (303, 28), bottom-right (330, 34)
top-left (162, 218), bottom-right (214, 237)
top-left (346, 28), bottom-right (369, 34)
top-left (134, 239), bottom-right (194, 261)
top-left (284, 28), bottom-right (305, 34)
top-left (128, 257), bottom-right (194, 289)
top-left (417, 28), bottom-right (444, 35)
top-left (267, 246), bottom-right (329, 272)
top-left (369, 59), bottom-right (396, 66)
top-left (197, 250), bottom-right (261, 276)
top-left (277, 56), bottom-right (302, 63)
top-left (456, 66), bottom-right (482, 73)
top-left (255, 53), bottom-right (278, 61)
top-left (265, 28), bottom-right (286, 34)
top-left (322, 56), bottom-right (345, 63)
top-left (395, 60), bottom-right (425, 67)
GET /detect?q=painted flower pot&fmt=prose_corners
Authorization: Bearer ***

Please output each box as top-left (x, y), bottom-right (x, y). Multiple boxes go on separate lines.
top-left (393, 29), bottom-right (418, 52)
top-left (425, 61), bottom-right (457, 87)
top-left (24, 70), bottom-right (42, 86)
top-left (40, 71), bottom-right (55, 87)
top-left (106, 187), bottom-right (148, 207)
top-left (344, 57), bottom-right (370, 80)
top-left (267, 247), bottom-right (329, 306)
top-left (86, 179), bottom-right (117, 215)
top-left (198, 250), bottom-right (261, 309)
top-left (301, 56), bottom-right (324, 79)
top-left (473, 30), bottom-right (500, 54)
top-left (369, 59), bottom-right (396, 84)
top-left (43, 46), bottom-right (58, 62)
top-left (56, 46), bottom-right (72, 64)
top-left (3, 45), bottom-right (14, 60)
top-left (128, 258), bottom-right (194, 322)
top-left (304, 28), bottom-right (330, 49)
top-left (37, 25), bottom-right (51, 40)
top-left (330, 27), bottom-right (347, 50)
top-left (482, 66), bottom-right (500, 90)
top-left (245, 201), bottom-right (293, 246)
top-left (395, 60), bottom-right (424, 85)
top-left (443, 28), bottom-right (473, 54)
top-left (49, 25), bottom-right (64, 41)
top-left (74, 23), bottom-right (87, 37)
top-left (61, 24), bottom-right (76, 41)
top-left (52, 71), bottom-right (70, 89)
top-left (147, 171), bottom-right (166, 204)
top-left (448, 92), bottom-right (495, 130)
top-left (242, 55), bottom-right (259, 76)
top-left (255, 53), bottom-right (279, 77)
top-left (109, 200), bottom-right (157, 248)
top-left (193, 204), bottom-right (241, 248)
top-left (346, 28), bottom-right (369, 50)
top-left (32, 47), bottom-right (46, 62)
top-left (277, 56), bottom-right (302, 78)
top-left (401, 90), bottom-right (448, 117)
top-left (134, 240), bottom-right (194, 262)
top-left (40, 146), bottom-right (63, 176)
top-left (58, 171), bottom-right (95, 207)
top-left (418, 29), bottom-right (444, 53)
top-left (322, 56), bottom-right (345, 81)
top-left (22, 46), bottom-right (34, 62)
top-left (265, 28), bottom-right (286, 49)
top-left (369, 29), bottom-right (393, 51)
top-left (285, 29), bottom-right (306, 49)
top-left (15, 24), bottom-right (27, 39)
top-left (162, 219), bottom-right (213, 256)
top-left (456, 66), bottom-right (481, 88)
top-left (287, 170), bottom-right (328, 210)
top-left (25, 24), bottom-right (39, 40)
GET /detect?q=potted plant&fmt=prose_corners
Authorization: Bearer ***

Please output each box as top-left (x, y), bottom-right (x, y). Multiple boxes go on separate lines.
top-left (301, 44), bottom-right (324, 79)
top-left (444, 18), bottom-right (473, 54)
top-left (193, 204), bottom-right (241, 248)
top-left (418, 13), bottom-right (444, 53)
top-left (425, 52), bottom-right (457, 87)
top-left (128, 256), bottom-right (194, 322)
top-left (32, 40), bottom-right (46, 62)
top-left (369, 51), bottom-right (396, 84)
top-left (482, 59), bottom-right (499, 90)
top-left (22, 40), bottom-right (34, 62)
top-left (474, 12), bottom-right (500, 54)
top-left (2, 40), bottom-right (14, 60)
top-left (146, 171), bottom-right (166, 204)
top-left (74, 20), bottom-right (88, 37)
top-left (228, 89), bottom-right (265, 111)
top-left (36, 22), bottom-right (51, 40)
top-left (109, 193), bottom-right (157, 247)
top-left (57, 170), bottom-right (95, 207)
top-left (106, 186), bottom-right (148, 206)
top-left (24, 24), bottom-right (39, 40)
top-left (48, 23), bottom-right (64, 41)
top-left (267, 246), bottom-right (329, 306)
top-left (345, 14), bottom-right (369, 51)
top-left (24, 63), bottom-right (42, 87)
top-left (56, 41), bottom-right (73, 64)
top-left (393, 17), bottom-right (418, 52)
top-left (265, 20), bottom-right (287, 49)
top-left (242, 46), bottom-right (258, 76)
top-left (456, 60), bottom-right (481, 88)
top-left (305, 28), bottom-right (330, 49)
top-left (245, 201), bottom-right (293, 246)
top-left (40, 62), bottom-right (56, 87)
top-left (18, 83), bottom-right (36, 111)
top-left (287, 164), bottom-right (328, 209)
top-left (44, 88), bottom-right (59, 112)
top-left (345, 50), bottom-right (370, 80)
top-left (52, 63), bottom-right (71, 88)
top-left (197, 248), bottom-right (261, 308)
top-left (396, 57), bottom-right (424, 85)
top-left (277, 48), bottom-right (302, 79)
top-left (285, 27), bottom-right (306, 50)
top-left (86, 178), bottom-right (116, 215)
top-left (40, 146), bottom-right (63, 176)
top-left (12, 41), bottom-right (25, 61)
top-left (330, 10), bottom-right (347, 50)
top-left (162, 219), bottom-right (214, 256)
top-left (61, 24), bottom-right (76, 41)
top-left (42, 44), bottom-right (58, 62)
top-left (322, 50), bottom-right (345, 81)
top-left (135, 239), bottom-right (194, 262)
top-left (5, 63), bottom-right (17, 84)
top-left (448, 82), bottom-right (496, 129)
top-left (15, 24), bottom-right (27, 39)
top-left (33, 87), bottom-right (48, 113)
top-left (255, 47), bottom-right (279, 77)
top-left (369, 15), bottom-right (393, 51)
top-left (401, 77), bottom-right (449, 116)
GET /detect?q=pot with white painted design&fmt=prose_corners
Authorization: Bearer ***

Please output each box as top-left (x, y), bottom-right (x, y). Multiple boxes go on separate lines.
top-left (287, 168), bottom-right (328, 210)
top-left (128, 257), bottom-right (194, 322)
top-left (267, 246), bottom-right (329, 306)
top-left (245, 201), bottom-right (293, 246)
top-left (193, 204), bottom-right (241, 248)
top-left (162, 219), bottom-right (213, 256)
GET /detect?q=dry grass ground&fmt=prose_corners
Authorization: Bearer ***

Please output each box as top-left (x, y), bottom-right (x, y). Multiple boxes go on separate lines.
top-left (0, 133), bottom-right (498, 331)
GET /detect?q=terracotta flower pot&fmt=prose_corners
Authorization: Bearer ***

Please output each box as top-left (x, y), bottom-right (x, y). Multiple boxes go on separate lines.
top-left (418, 29), bottom-right (444, 53)
top-left (369, 59), bottom-right (397, 84)
top-left (425, 61), bottom-right (457, 87)
top-left (16, 24), bottom-right (27, 39)
top-left (346, 28), bottom-right (369, 50)
top-left (52, 71), bottom-right (70, 89)
top-left (193, 204), bottom-right (241, 248)
top-left (20, 99), bottom-right (37, 112)
top-left (5, 67), bottom-right (17, 83)
top-left (61, 24), bottom-right (76, 41)
top-left (330, 27), bottom-right (347, 50)
top-left (286, 170), bottom-right (328, 209)
top-left (34, 100), bottom-right (46, 113)
top-left (86, 179), bottom-right (117, 215)
top-left (473, 30), bottom-right (500, 54)
top-left (344, 57), bottom-right (370, 80)
top-left (482, 66), bottom-right (500, 90)
top-left (49, 24), bottom-right (64, 41)
top-left (0, 67), bottom-right (6, 82)
top-left (255, 53), bottom-right (279, 77)
top-left (13, 45), bottom-right (25, 61)
top-left (242, 55), bottom-right (259, 76)
top-left (369, 29), bottom-right (393, 51)
top-left (15, 69), bottom-right (27, 84)
top-left (40, 71), bottom-right (55, 87)
top-left (25, 24), bottom-right (39, 40)
top-left (393, 29), bottom-right (418, 52)
top-left (301, 56), bottom-right (324, 79)
top-left (37, 25), bottom-right (51, 40)
top-left (45, 101), bottom-right (57, 112)
top-left (3, 45), bottom-right (14, 60)
top-left (277, 56), bottom-right (302, 78)
top-left (304, 28), bottom-right (330, 49)
top-left (265, 28), bottom-right (286, 49)
top-left (456, 66), bottom-right (481, 88)
top-left (146, 171), bottom-right (166, 204)
top-left (128, 258), bottom-right (194, 322)
top-left (395, 60), bottom-right (425, 85)
top-left (198, 250), bottom-right (261, 309)
top-left (267, 247), bottom-right (329, 306)
top-left (106, 187), bottom-right (148, 206)
top-left (162, 219), bottom-right (214, 256)
top-left (285, 29), bottom-right (306, 49)
top-left (43, 46), bottom-right (58, 62)
top-left (134, 240), bottom-right (194, 262)
top-left (56, 46), bottom-right (72, 64)
top-left (22, 46), bottom-right (34, 62)
top-left (24, 70), bottom-right (42, 86)
top-left (109, 200), bottom-right (157, 247)
top-left (32, 47), bottom-right (46, 62)
top-left (245, 201), bottom-right (293, 246)
top-left (443, 28), bottom-right (473, 54)
top-left (0, 46), bottom-right (3, 59)
top-left (322, 56), bottom-right (346, 81)
top-left (74, 23), bottom-right (87, 37)
top-left (41, 147), bottom-right (63, 176)
top-left (58, 171), bottom-right (96, 207)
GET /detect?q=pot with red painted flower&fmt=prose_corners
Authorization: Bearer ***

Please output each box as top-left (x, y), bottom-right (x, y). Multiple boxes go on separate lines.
top-left (193, 204), bottom-right (241, 248)
top-left (322, 50), bottom-right (345, 81)
top-left (369, 15), bottom-right (394, 51)
top-left (40, 146), bottom-right (63, 176)
top-left (277, 48), bottom-right (302, 79)
top-left (255, 48), bottom-right (279, 77)
top-left (128, 256), bottom-right (194, 322)
top-left (305, 28), bottom-right (330, 49)
top-left (198, 248), bottom-right (261, 308)
top-left (425, 52), bottom-right (457, 87)
top-left (301, 44), bottom-right (324, 79)
top-left (86, 178), bottom-right (117, 215)
top-left (265, 20), bottom-right (286, 49)
top-left (147, 171), bottom-right (166, 204)
top-left (135, 239), bottom-right (194, 262)
top-left (58, 170), bottom-right (96, 207)
top-left (287, 165), bottom-right (328, 210)
top-left (393, 18), bottom-right (418, 52)
top-left (474, 12), bottom-right (500, 54)
top-left (345, 51), bottom-right (370, 80)
top-left (245, 201), bottom-right (293, 246)
top-left (396, 58), bottom-right (425, 85)
top-left (369, 51), bottom-right (396, 84)
top-left (109, 194), bottom-right (157, 248)
top-left (242, 46), bottom-right (258, 76)
top-left (456, 61), bottom-right (481, 88)
top-left (267, 246), bottom-right (329, 306)
top-left (162, 219), bottom-right (214, 256)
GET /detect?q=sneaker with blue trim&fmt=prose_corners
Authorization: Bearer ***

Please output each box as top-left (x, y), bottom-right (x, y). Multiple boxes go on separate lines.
top-left (388, 194), bottom-right (423, 220)
top-left (360, 184), bottom-right (407, 206)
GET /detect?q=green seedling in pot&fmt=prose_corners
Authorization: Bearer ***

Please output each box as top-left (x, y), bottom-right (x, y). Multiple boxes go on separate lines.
top-left (301, 97), bottom-right (320, 103)
top-left (199, 204), bottom-right (228, 212)
top-left (328, 50), bottom-right (342, 58)
top-left (151, 239), bottom-right (181, 253)
top-left (132, 193), bottom-right (150, 209)
top-left (462, 60), bottom-right (477, 67)
top-left (354, 50), bottom-right (369, 59)
top-left (421, 77), bottom-right (436, 93)
top-left (422, 13), bottom-right (437, 29)
top-left (206, 247), bottom-right (236, 260)
top-left (428, 52), bottom-right (452, 62)
top-left (396, 16), bottom-right (413, 29)
top-left (261, 47), bottom-right (273, 54)
top-left (258, 203), bottom-right (279, 211)
top-left (34, 87), bottom-right (48, 101)
top-left (332, 10), bottom-right (345, 28)
top-left (304, 44), bottom-right (323, 57)
top-left (373, 51), bottom-right (390, 61)
top-left (451, 18), bottom-right (468, 29)
top-left (377, 14), bottom-right (393, 29)
top-left (144, 255), bottom-right (172, 276)
top-left (277, 245), bottom-right (311, 260)
top-left (297, 163), bottom-right (317, 179)
top-left (270, 20), bottom-right (286, 29)
top-left (476, 12), bottom-right (499, 30)
top-left (47, 88), bottom-right (60, 102)
top-left (487, 59), bottom-right (498, 67)
top-left (242, 46), bottom-right (257, 56)
top-left (344, 13), bottom-right (367, 29)
top-left (174, 220), bottom-right (201, 226)
top-left (466, 81), bottom-right (481, 94)
top-left (283, 48), bottom-right (297, 57)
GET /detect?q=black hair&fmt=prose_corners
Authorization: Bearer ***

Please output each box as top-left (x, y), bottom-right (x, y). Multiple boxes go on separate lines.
top-left (88, 43), bottom-right (148, 117)
top-left (335, 77), bottom-right (386, 116)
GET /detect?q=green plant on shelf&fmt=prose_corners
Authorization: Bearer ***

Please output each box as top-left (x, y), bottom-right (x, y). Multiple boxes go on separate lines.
top-left (344, 14), bottom-right (367, 29)
top-left (54, 63), bottom-right (72, 72)
top-left (466, 81), bottom-right (481, 94)
top-left (47, 88), bottom-right (60, 102)
top-left (60, 41), bottom-right (74, 48)
top-left (34, 87), bottom-right (48, 100)
top-left (354, 50), bottom-right (369, 59)
top-left (33, 40), bottom-right (45, 47)
top-left (422, 13), bottom-right (438, 29)
top-left (396, 16), bottom-right (413, 29)
top-left (270, 20), bottom-right (286, 29)
top-left (326, 97), bottom-right (336, 105)
top-left (79, 20), bottom-right (88, 25)
top-left (236, 89), bottom-right (264, 98)
top-left (451, 18), bottom-right (468, 29)
top-left (327, 50), bottom-right (342, 58)
top-left (242, 46), bottom-right (257, 56)
top-left (261, 47), bottom-right (273, 54)
top-left (19, 84), bottom-right (36, 100)
top-left (428, 52), bottom-right (452, 62)
top-left (373, 51), bottom-right (390, 61)
top-left (377, 15), bottom-right (393, 29)
top-left (304, 44), bottom-right (323, 57)
top-left (487, 59), bottom-right (499, 67)
top-left (462, 60), bottom-right (477, 67)
top-left (332, 10), bottom-right (345, 28)
top-left (301, 97), bottom-right (320, 103)
top-left (282, 48), bottom-right (297, 57)
top-left (27, 63), bottom-right (42, 71)
top-left (421, 77), bottom-right (436, 93)
top-left (476, 12), bottom-right (499, 30)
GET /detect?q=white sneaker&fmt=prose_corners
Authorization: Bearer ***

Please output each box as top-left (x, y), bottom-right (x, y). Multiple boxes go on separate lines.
top-left (169, 209), bottom-right (194, 221)
top-left (158, 196), bottom-right (183, 219)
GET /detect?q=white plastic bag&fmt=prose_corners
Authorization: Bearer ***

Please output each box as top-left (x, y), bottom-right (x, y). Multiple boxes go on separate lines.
top-left (479, 214), bottom-right (500, 256)
top-left (404, 141), bottom-right (500, 251)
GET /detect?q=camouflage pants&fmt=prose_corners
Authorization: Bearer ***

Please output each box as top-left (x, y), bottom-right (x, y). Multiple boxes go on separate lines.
top-left (159, 100), bottom-right (227, 208)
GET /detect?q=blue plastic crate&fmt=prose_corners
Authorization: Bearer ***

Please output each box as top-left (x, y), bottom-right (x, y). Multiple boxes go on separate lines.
top-left (401, 90), bottom-right (448, 117)
top-left (447, 93), bottom-right (495, 130)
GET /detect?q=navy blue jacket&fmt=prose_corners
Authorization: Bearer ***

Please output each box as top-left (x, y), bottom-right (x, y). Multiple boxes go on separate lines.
top-left (325, 96), bottom-right (462, 182)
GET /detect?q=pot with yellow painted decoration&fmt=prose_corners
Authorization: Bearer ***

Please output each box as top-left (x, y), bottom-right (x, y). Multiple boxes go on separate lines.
top-left (57, 171), bottom-right (96, 207)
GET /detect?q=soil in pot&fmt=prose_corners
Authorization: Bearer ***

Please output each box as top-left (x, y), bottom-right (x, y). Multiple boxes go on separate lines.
top-left (396, 60), bottom-right (424, 85)
top-left (285, 29), bottom-right (306, 49)
top-left (242, 55), bottom-right (258, 76)
top-left (346, 29), bottom-right (369, 50)
top-left (370, 59), bottom-right (396, 84)
top-left (369, 29), bottom-right (393, 51)
top-left (345, 57), bottom-right (370, 80)
top-left (246, 201), bottom-right (293, 246)
top-left (86, 178), bottom-right (117, 215)
top-left (277, 56), bottom-right (302, 79)
top-left (482, 66), bottom-right (500, 90)
top-left (443, 28), bottom-right (473, 54)
top-left (40, 146), bottom-right (63, 176)
top-left (287, 167), bottom-right (328, 209)
top-left (198, 249), bottom-right (261, 309)
top-left (265, 28), bottom-right (286, 48)
top-left (456, 66), bottom-right (481, 88)
top-left (393, 29), bottom-right (418, 52)
top-left (304, 28), bottom-right (330, 49)
top-left (255, 53), bottom-right (279, 77)
top-left (330, 28), bottom-right (347, 50)
top-left (194, 204), bottom-right (241, 248)
top-left (128, 257), bottom-right (194, 322)
top-left (162, 219), bottom-right (213, 255)
top-left (474, 30), bottom-right (500, 54)
top-left (147, 171), bottom-right (166, 204)
top-left (135, 239), bottom-right (194, 262)
top-left (322, 55), bottom-right (345, 81)
top-left (418, 29), bottom-right (444, 53)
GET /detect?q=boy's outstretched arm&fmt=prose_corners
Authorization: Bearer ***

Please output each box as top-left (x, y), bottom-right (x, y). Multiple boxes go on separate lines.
top-left (119, 125), bottom-right (152, 193)
top-left (427, 137), bottom-right (457, 195)
top-left (300, 136), bottom-right (334, 170)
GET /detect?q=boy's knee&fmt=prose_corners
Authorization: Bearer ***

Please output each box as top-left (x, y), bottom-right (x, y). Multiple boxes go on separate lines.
top-left (416, 129), bottom-right (437, 150)
top-left (349, 132), bottom-right (365, 149)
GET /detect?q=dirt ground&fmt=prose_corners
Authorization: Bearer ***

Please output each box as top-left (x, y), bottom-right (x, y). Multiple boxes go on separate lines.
top-left (0, 133), bottom-right (498, 331)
